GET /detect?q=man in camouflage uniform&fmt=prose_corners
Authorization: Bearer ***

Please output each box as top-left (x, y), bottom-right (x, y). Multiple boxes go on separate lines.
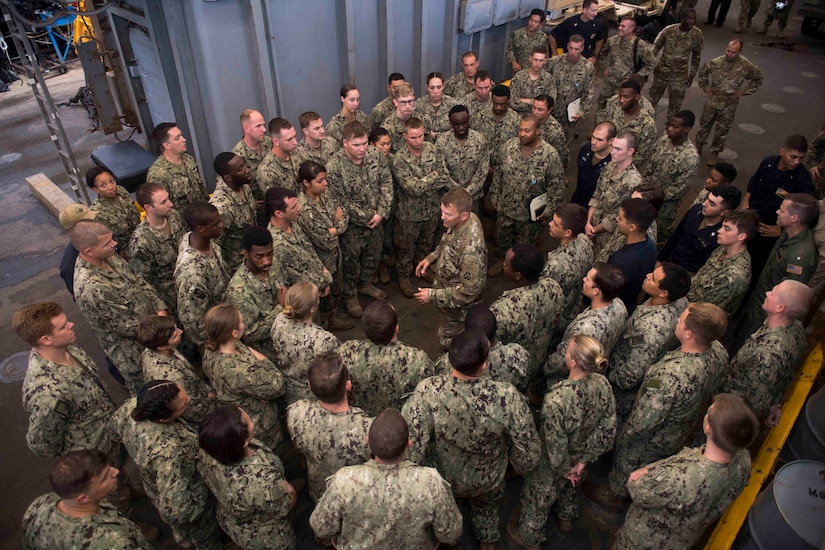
top-left (543, 263), bottom-right (628, 385)
top-left (490, 243), bottom-right (563, 381)
top-left (585, 302), bottom-right (729, 510)
top-left (414, 188), bottom-right (487, 350)
top-left (286, 352), bottom-right (373, 501)
top-left (471, 84), bottom-right (520, 171)
top-left (489, 115), bottom-right (565, 275)
top-left (696, 40), bottom-right (764, 165)
top-left (437, 104), bottom-right (490, 211)
top-left (71, 220), bottom-right (168, 395)
top-left (338, 300), bottom-right (435, 416)
top-left (146, 122), bottom-right (209, 209)
top-left (296, 111), bottom-right (341, 164)
top-left (509, 46), bottom-right (556, 115)
top-left (687, 209), bottom-right (757, 315)
top-left (381, 82), bottom-right (416, 153)
top-left (210, 152), bottom-right (257, 272)
top-left (805, 127), bottom-right (825, 198)
top-left (22, 450), bottom-right (153, 550)
top-left (392, 117), bottom-right (457, 298)
top-left (598, 18), bottom-right (655, 109)
top-left (461, 70), bottom-right (495, 117)
top-left (596, 80), bottom-right (656, 171)
top-left (257, 117), bottom-right (301, 192)
top-left (546, 34), bottom-right (595, 140)
top-left (311, 409), bottom-right (462, 548)
top-left (369, 72), bottom-right (405, 130)
top-left (232, 109), bottom-right (273, 212)
top-left (756, 0), bottom-right (795, 38)
top-left (531, 94), bottom-right (570, 168)
top-left (444, 51), bottom-right (479, 98)
top-left (650, 9), bottom-right (704, 121)
top-left (543, 203), bottom-right (595, 328)
top-left (129, 183), bottom-right (188, 316)
top-left (642, 111), bottom-right (700, 241)
top-left (403, 329), bottom-right (540, 548)
top-left (175, 202), bottom-right (231, 348)
top-left (609, 263), bottom-right (690, 425)
top-left (507, 9), bottom-right (549, 74)
top-left (326, 121), bottom-right (394, 318)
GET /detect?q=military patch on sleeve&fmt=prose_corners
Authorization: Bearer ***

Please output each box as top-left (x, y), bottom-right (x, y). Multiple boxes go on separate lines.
top-left (645, 378), bottom-right (662, 390)
top-left (54, 400), bottom-right (71, 420)
top-left (462, 271), bottom-right (475, 282)
top-left (787, 264), bottom-right (803, 275)
top-left (650, 466), bottom-right (669, 482)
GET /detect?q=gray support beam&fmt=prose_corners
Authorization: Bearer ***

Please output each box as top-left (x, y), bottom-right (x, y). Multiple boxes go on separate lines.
top-left (446, 0), bottom-right (460, 72)
top-left (248, 0), bottom-right (279, 118)
top-left (414, 0), bottom-right (424, 91)
top-left (342, 0), bottom-right (357, 85)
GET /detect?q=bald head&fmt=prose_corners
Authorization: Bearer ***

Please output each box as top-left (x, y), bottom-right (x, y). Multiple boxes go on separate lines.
top-left (772, 280), bottom-right (813, 320)
top-left (68, 220), bottom-right (111, 252)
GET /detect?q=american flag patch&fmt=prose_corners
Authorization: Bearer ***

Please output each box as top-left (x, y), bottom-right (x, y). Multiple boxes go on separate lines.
top-left (787, 264), bottom-right (803, 275)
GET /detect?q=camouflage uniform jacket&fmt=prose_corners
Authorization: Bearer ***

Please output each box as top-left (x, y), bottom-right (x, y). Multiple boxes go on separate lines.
top-left (492, 138), bottom-right (565, 222)
top-left (507, 27), bottom-right (550, 69)
top-left (202, 343), bottom-right (285, 450)
top-left (652, 24), bottom-right (704, 81)
top-left (310, 459), bottom-right (463, 548)
top-left (257, 151), bottom-right (301, 193)
top-left (697, 54), bottom-right (764, 107)
top-left (424, 213), bottom-right (487, 310)
top-left (74, 254), bottom-right (167, 393)
top-left (112, 398), bottom-right (212, 526)
top-left (414, 94), bottom-right (459, 142)
top-left (197, 441), bottom-right (294, 550)
top-left (267, 222), bottom-right (332, 290)
top-left (609, 298), bottom-right (687, 415)
top-left (210, 180), bottom-right (257, 272)
top-left (392, 142), bottom-right (457, 222)
top-left (232, 135), bottom-right (273, 198)
top-left (380, 114), bottom-right (410, 154)
top-left (226, 262), bottom-right (285, 362)
top-left (547, 54), bottom-right (595, 120)
top-left (544, 300), bottom-right (628, 380)
top-left (600, 35), bottom-right (656, 86)
top-left (642, 136), bottom-right (699, 203)
top-left (509, 69), bottom-right (557, 114)
top-left (337, 339), bottom-right (436, 416)
top-left (146, 153), bottom-right (209, 208)
top-left (460, 91), bottom-right (492, 118)
top-left (22, 344), bottom-right (117, 458)
top-left (541, 234), bottom-right (593, 327)
top-left (589, 162), bottom-right (643, 233)
top-left (724, 320), bottom-right (807, 417)
top-left (326, 110), bottom-right (370, 143)
top-left (295, 136), bottom-right (342, 166)
top-left (369, 96), bottom-right (395, 130)
top-left (443, 72), bottom-right (475, 99)
top-left (140, 348), bottom-right (215, 424)
top-left (595, 101), bottom-right (657, 170)
top-left (270, 312), bottom-right (340, 404)
top-left (436, 129), bottom-right (490, 201)
top-left (22, 493), bottom-right (152, 550)
top-left (471, 106), bottom-right (520, 168)
top-left (90, 185), bottom-right (140, 250)
top-left (687, 247), bottom-right (751, 315)
top-left (403, 374), bottom-right (540, 497)
top-left (286, 400), bottom-right (373, 501)
top-left (127, 209), bottom-right (187, 315)
top-left (490, 277), bottom-right (564, 379)
top-left (295, 190), bottom-right (349, 273)
top-left (615, 447), bottom-right (750, 550)
top-left (435, 341), bottom-right (531, 392)
top-left (539, 115), bottom-right (570, 167)
top-left (326, 148), bottom-right (393, 227)
top-left (174, 234), bottom-right (230, 347)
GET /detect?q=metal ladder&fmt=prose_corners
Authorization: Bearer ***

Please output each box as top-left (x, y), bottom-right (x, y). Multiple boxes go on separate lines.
top-left (2, 5), bottom-right (89, 204)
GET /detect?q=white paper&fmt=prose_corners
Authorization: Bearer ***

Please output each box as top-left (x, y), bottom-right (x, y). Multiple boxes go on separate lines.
top-left (567, 98), bottom-right (581, 122)
top-left (530, 193), bottom-right (548, 221)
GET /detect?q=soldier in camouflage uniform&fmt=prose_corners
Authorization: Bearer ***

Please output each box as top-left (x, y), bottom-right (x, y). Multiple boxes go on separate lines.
top-left (174, 202), bottom-right (231, 348)
top-left (547, 34), bottom-right (595, 139)
top-left (232, 109), bottom-right (273, 210)
top-left (597, 18), bottom-right (655, 108)
top-left (202, 303), bottom-right (285, 451)
top-left (642, 111), bottom-right (700, 242)
top-left (86, 167), bottom-right (140, 251)
top-left (471, 85), bottom-right (520, 171)
top-left (369, 72), bottom-right (406, 130)
top-left (532, 94), bottom-right (570, 168)
top-left (650, 10), bottom-right (704, 121)
top-left (337, 300), bottom-right (435, 416)
top-left (443, 51), bottom-right (479, 98)
top-left (510, 336), bottom-right (616, 547)
top-left (614, 394), bottom-right (758, 550)
top-left (491, 243), bottom-right (564, 381)
top-left (609, 264), bottom-right (690, 424)
top-left (687, 209), bottom-right (757, 315)
top-left (460, 70), bottom-right (494, 117)
top-left (146, 122), bottom-right (209, 209)
top-left (113, 384), bottom-right (221, 550)
top-left (326, 84), bottom-right (371, 143)
top-left (509, 46), bottom-right (556, 114)
top-left (137, 315), bottom-right (216, 424)
top-left (437, 104), bottom-right (490, 210)
top-left (380, 82), bottom-right (416, 153)
top-left (210, 152), bottom-right (257, 272)
top-left (543, 263), bottom-right (628, 386)
top-left (756, 0), bottom-right (795, 38)
top-left (257, 117), bottom-right (302, 193)
top-left (295, 111), bottom-right (341, 165)
top-left (507, 9), bottom-right (549, 74)
top-left (71, 220), bottom-right (168, 395)
top-left (311, 409), bottom-right (463, 548)
top-left (413, 72), bottom-right (458, 143)
top-left (22, 450), bottom-right (153, 550)
top-left (403, 329), bottom-right (540, 547)
top-left (286, 352), bottom-right (373, 501)
top-left (197, 407), bottom-right (297, 550)
top-left (805, 127), bottom-right (825, 198)
top-left (595, 80), bottom-right (656, 171)
top-left (129, 183), bottom-right (187, 316)
top-left (415, 188), bottom-right (487, 350)
top-left (696, 40), bottom-right (764, 164)
top-left (543, 204), bottom-right (594, 329)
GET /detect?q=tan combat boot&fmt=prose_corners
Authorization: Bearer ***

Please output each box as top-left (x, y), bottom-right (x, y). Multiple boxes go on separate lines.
top-left (344, 296), bottom-right (363, 318)
top-left (398, 276), bottom-right (415, 298)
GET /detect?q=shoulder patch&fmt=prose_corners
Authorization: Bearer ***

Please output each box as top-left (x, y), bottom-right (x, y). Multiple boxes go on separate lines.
top-left (645, 378), bottom-right (662, 390)
top-left (54, 400), bottom-right (71, 420)
top-left (787, 264), bottom-right (803, 275)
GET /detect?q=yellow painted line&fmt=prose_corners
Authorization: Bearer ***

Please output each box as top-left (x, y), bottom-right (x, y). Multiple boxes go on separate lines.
top-left (704, 339), bottom-right (824, 549)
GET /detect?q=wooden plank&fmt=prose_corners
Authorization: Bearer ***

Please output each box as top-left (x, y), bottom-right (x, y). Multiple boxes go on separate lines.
top-left (26, 172), bottom-right (77, 219)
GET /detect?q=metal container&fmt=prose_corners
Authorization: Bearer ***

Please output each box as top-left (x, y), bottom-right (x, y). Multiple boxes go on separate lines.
top-left (786, 385), bottom-right (825, 462)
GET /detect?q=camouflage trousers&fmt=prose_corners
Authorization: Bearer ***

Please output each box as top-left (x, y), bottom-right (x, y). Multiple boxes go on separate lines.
top-left (649, 72), bottom-right (689, 121)
top-left (341, 223), bottom-right (383, 297)
top-left (763, 0), bottom-right (794, 28)
top-left (609, 436), bottom-right (670, 498)
top-left (317, 247), bottom-right (343, 314)
top-left (108, 340), bottom-right (145, 397)
top-left (395, 217), bottom-right (439, 277)
top-left (381, 207), bottom-right (396, 263)
top-left (436, 304), bottom-right (469, 352)
top-left (598, 77), bottom-right (626, 110)
top-left (148, 488), bottom-right (222, 550)
top-left (496, 215), bottom-right (543, 257)
top-left (592, 227), bottom-right (616, 261)
top-left (518, 459), bottom-right (580, 546)
top-left (554, 112), bottom-right (578, 142)
top-left (696, 98), bottom-right (739, 154)
top-left (456, 482), bottom-right (506, 543)
top-left (738, 0), bottom-right (762, 24)
top-left (656, 199), bottom-right (681, 244)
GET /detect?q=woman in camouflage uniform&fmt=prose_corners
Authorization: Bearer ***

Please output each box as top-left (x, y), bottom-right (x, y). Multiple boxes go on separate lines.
top-left (86, 166), bottom-right (140, 252)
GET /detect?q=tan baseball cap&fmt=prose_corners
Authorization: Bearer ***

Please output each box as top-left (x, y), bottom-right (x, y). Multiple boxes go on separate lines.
top-left (58, 203), bottom-right (97, 229)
